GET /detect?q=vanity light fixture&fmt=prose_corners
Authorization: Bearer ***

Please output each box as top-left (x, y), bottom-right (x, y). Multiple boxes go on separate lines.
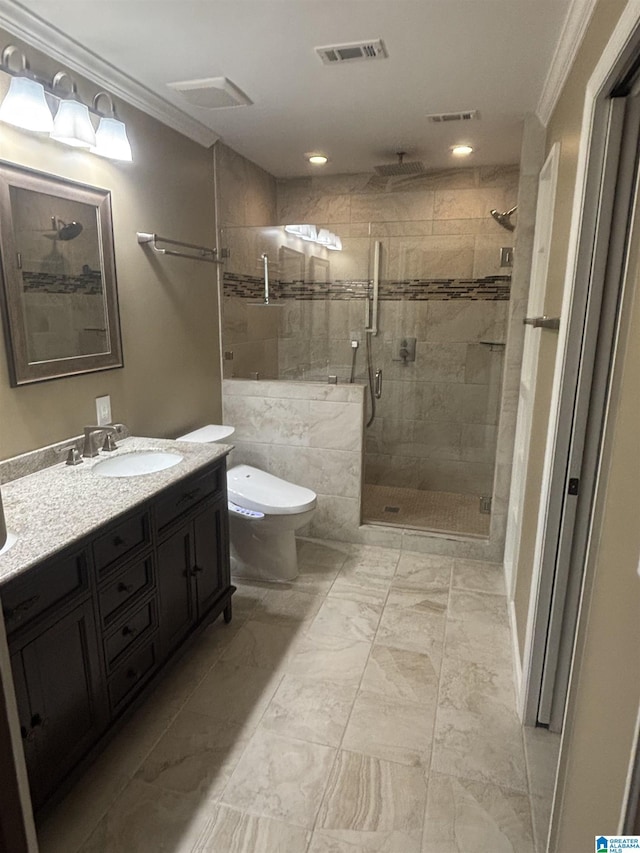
top-left (451, 144), bottom-right (474, 157)
top-left (0, 46), bottom-right (53, 133)
top-left (50, 71), bottom-right (96, 148)
top-left (91, 92), bottom-right (132, 161)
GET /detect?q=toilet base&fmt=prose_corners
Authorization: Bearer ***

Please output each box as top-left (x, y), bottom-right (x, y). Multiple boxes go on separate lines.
top-left (229, 516), bottom-right (300, 582)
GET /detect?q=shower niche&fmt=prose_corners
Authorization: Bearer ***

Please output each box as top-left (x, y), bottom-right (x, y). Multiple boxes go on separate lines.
top-left (220, 213), bottom-right (510, 539)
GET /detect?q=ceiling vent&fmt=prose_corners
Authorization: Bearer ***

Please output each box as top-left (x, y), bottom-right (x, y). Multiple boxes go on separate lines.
top-left (426, 110), bottom-right (479, 123)
top-left (316, 39), bottom-right (387, 65)
top-left (166, 77), bottom-right (252, 109)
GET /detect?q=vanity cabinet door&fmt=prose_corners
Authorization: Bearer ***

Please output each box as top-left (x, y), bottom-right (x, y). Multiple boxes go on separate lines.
top-left (156, 524), bottom-right (195, 659)
top-left (192, 496), bottom-right (229, 618)
top-left (12, 599), bottom-right (107, 810)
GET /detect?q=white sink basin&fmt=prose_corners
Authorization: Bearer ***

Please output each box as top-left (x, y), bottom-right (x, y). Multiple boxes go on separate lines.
top-left (93, 451), bottom-right (183, 478)
top-left (0, 530), bottom-right (17, 556)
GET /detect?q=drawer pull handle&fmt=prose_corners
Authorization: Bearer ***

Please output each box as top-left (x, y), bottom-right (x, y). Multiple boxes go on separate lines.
top-left (117, 582), bottom-right (134, 594)
top-left (3, 594), bottom-right (41, 624)
top-left (122, 625), bottom-right (138, 637)
top-left (113, 536), bottom-right (126, 547)
top-left (30, 713), bottom-right (47, 729)
top-left (126, 668), bottom-right (140, 681)
top-left (176, 488), bottom-right (201, 507)
top-left (20, 725), bottom-right (28, 740)
top-left (192, 565), bottom-right (203, 575)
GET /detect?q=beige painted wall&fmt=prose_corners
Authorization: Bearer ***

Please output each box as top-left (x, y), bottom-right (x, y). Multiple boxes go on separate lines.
top-left (0, 32), bottom-right (222, 461)
top-left (512, 0), bottom-right (628, 655)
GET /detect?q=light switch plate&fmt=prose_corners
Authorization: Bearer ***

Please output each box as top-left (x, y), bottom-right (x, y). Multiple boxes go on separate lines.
top-left (96, 395), bottom-right (111, 426)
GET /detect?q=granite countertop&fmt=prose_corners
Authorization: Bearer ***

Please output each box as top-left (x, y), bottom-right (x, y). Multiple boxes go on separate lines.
top-left (0, 436), bottom-right (231, 587)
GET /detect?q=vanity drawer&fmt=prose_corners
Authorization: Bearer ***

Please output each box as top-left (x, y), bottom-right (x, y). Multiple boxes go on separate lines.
top-left (155, 466), bottom-right (223, 533)
top-left (2, 549), bottom-right (90, 637)
top-left (93, 511), bottom-right (151, 576)
top-left (99, 556), bottom-right (155, 628)
top-left (108, 638), bottom-right (158, 713)
top-left (104, 599), bottom-right (156, 670)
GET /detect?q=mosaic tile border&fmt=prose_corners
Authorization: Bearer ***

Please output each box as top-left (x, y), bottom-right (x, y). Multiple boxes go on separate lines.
top-left (22, 270), bottom-right (103, 295)
top-left (223, 273), bottom-right (510, 302)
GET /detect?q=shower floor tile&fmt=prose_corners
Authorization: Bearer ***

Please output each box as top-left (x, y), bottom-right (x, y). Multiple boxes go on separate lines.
top-left (362, 483), bottom-right (491, 537)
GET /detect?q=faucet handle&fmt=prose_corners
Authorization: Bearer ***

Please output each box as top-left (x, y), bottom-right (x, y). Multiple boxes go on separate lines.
top-left (65, 446), bottom-right (83, 466)
top-left (102, 432), bottom-right (118, 452)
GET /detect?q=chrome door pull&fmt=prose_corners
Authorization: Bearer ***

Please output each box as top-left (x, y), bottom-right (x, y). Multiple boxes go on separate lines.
top-left (374, 369), bottom-right (382, 399)
top-left (523, 316), bottom-right (560, 330)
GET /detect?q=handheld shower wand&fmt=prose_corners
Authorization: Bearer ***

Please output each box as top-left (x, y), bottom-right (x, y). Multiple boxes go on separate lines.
top-left (490, 205), bottom-right (517, 232)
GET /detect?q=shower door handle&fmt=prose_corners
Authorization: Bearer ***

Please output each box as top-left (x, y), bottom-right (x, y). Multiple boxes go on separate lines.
top-left (374, 369), bottom-right (382, 398)
top-left (523, 315), bottom-right (560, 330)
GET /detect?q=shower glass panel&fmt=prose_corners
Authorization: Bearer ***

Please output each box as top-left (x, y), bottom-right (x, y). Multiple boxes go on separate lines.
top-left (219, 220), bottom-right (509, 538)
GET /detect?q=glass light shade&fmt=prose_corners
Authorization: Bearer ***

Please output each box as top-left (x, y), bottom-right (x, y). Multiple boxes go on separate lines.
top-left (91, 116), bottom-right (132, 161)
top-left (0, 76), bottom-right (53, 132)
top-left (51, 100), bottom-right (96, 148)
top-left (316, 228), bottom-right (333, 245)
top-left (301, 224), bottom-right (318, 242)
top-left (327, 235), bottom-right (342, 251)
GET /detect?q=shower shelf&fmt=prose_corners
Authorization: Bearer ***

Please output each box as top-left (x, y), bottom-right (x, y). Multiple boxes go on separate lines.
top-left (136, 232), bottom-right (223, 264)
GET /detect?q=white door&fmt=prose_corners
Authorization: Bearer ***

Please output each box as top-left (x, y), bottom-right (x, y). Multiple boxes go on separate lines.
top-left (504, 144), bottom-right (560, 599)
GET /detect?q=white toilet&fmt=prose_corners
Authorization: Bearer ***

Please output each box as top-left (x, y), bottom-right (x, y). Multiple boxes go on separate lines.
top-left (176, 425), bottom-right (317, 582)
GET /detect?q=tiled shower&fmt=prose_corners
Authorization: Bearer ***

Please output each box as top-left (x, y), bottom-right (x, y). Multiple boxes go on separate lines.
top-left (219, 166), bottom-right (518, 539)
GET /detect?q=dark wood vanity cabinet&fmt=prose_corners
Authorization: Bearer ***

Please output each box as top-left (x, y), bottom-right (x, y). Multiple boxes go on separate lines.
top-left (0, 456), bottom-right (233, 814)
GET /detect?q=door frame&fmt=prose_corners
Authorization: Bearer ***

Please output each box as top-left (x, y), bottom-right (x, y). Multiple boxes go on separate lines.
top-left (519, 4), bottom-right (640, 728)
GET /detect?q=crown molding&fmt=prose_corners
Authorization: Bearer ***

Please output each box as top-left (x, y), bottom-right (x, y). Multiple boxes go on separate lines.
top-left (0, 1), bottom-right (219, 148)
top-left (536, 0), bottom-right (599, 127)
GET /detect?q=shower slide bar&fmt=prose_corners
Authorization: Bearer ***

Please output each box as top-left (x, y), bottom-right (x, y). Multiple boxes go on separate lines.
top-left (136, 232), bottom-right (223, 264)
top-left (523, 315), bottom-right (561, 330)
top-left (365, 240), bottom-right (381, 336)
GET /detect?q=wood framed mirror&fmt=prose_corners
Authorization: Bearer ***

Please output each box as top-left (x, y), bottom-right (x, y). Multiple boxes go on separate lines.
top-left (0, 162), bottom-right (123, 385)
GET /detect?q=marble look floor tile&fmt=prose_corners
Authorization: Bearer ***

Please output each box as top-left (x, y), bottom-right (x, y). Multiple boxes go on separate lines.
top-left (134, 710), bottom-right (249, 798)
top-left (184, 661), bottom-right (281, 731)
top-left (77, 778), bottom-right (211, 853)
top-left (376, 593), bottom-right (446, 668)
top-left (385, 587), bottom-right (449, 614)
top-left (253, 588), bottom-right (324, 626)
top-left (432, 705), bottom-right (528, 793)
top-left (259, 673), bottom-right (357, 747)
top-left (360, 644), bottom-right (440, 705)
top-left (286, 634), bottom-right (372, 687)
top-left (317, 750), bottom-right (427, 833)
top-left (294, 562), bottom-right (342, 595)
top-left (443, 618), bottom-right (512, 669)
top-left (191, 804), bottom-right (311, 852)
top-left (422, 772), bottom-right (535, 853)
top-left (342, 691), bottom-right (435, 767)
top-left (307, 593), bottom-right (384, 643)
top-left (451, 559), bottom-right (505, 595)
top-left (392, 553), bottom-right (453, 593)
top-left (297, 538), bottom-right (351, 569)
top-left (341, 545), bottom-right (401, 578)
top-left (447, 590), bottom-right (509, 629)
top-left (309, 828), bottom-right (422, 852)
top-left (221, 618), bottom-right (304, 670)
top-left (328, 576), bottom-right (389, 605)
top-left (221, 729), bottom-right (336, 829)
top-left (232, 581), bottom-right (270, 622)
top-left (438, 652), bottom-right (516, 714)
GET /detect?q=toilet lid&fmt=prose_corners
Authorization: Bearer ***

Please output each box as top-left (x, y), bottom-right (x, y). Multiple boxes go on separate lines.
top-left (227, 464), bottom-right (317, 515)
top-left (176, 424), bottom-right (235, 443)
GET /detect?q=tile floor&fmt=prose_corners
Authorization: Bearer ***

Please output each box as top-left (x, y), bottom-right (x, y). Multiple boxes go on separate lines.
top-left (362, 484), bottom-right (491, 537)
top-left (37, 538), bottom-right (558, 853)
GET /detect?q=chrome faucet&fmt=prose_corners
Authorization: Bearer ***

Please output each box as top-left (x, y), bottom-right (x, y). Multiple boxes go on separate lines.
top-left (82, 425), bottom-right (119, 458)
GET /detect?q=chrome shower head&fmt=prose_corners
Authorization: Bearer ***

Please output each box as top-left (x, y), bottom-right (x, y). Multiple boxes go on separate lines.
top-left (44, 217), bottom-right (83, 241)
top-left (490, 206), bottom-right (517, 232)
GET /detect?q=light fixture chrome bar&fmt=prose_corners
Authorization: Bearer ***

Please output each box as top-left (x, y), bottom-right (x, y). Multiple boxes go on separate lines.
top-left (136, 232), bottom-right (222, 264)
top-left (365, 240), bottom-right (381, 335)
top-left (523, 315), bottom-right (561, 330)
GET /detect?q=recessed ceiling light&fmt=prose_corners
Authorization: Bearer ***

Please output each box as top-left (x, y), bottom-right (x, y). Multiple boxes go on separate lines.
top-left (451, 144), bottom-right (474, 157)
top-left (308, 154), bottom-right (328, 165)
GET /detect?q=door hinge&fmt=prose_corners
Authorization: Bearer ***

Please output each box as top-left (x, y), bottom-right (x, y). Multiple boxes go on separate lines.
top-left (568, 477), bottom-right (580, 496)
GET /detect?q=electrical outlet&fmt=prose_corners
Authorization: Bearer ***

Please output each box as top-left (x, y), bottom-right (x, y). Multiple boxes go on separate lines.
top-left (95, 395), bottom-right (111, 426)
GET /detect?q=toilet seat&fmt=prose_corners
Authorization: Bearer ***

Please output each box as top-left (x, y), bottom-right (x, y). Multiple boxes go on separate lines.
top-left (227, 464), bottom-right (317, 515)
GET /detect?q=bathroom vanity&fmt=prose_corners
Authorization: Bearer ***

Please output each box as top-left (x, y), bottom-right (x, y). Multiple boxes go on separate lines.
top-left (0, 436), bottom-right (234, 814)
